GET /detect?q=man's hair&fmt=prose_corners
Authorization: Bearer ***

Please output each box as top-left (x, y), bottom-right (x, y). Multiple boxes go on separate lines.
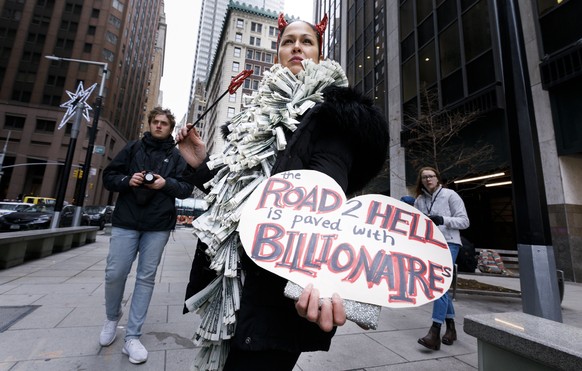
top-left (148, 107), bottom-right (176, 129)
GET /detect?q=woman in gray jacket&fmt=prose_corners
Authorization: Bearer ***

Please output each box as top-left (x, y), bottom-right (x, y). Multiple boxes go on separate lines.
top-left (413, 166), bottom-right (469, 350)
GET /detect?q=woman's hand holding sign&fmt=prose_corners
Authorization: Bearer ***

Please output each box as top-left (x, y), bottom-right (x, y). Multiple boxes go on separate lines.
top-left (296, 284), bottom-right (346, 332)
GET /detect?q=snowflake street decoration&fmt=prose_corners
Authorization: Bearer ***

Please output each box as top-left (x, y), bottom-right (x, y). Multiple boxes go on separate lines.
top-left (58, 81), bottom-right (97, 129)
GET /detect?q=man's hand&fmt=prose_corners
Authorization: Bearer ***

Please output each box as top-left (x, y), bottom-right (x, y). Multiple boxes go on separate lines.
top-left (295, 284), bottom-right (346, 332)
top-left (129, 172), bottom-right (145, 187)
top-left (176, 124), bottom-right (207, 168)
top-left (143, 173), bottom-right (166, 190)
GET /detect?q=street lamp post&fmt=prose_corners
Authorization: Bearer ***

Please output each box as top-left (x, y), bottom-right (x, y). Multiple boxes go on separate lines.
top-left (45, 55), bottom-right (108, 226)
top-left (50, 103), bottom-right (83, 229)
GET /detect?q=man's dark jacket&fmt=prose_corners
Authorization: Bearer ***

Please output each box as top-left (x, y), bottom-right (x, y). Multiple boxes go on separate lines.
top-left (103, 132), bottom-right (194, 231)
top-left (185, 86), bottom-right (389, 353)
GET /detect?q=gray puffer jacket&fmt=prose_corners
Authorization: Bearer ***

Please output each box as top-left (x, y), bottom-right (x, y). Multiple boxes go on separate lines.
top-left (414, 185), bottom-right (469, 245)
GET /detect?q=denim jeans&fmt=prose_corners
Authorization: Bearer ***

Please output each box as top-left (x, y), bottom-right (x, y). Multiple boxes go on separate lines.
top-left (104, 227), bottom-right (170, 340)
top-left (431, 242), bottom-right (460, 324)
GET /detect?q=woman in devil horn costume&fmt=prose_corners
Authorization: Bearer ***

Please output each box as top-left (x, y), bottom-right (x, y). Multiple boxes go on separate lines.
top-left (177, 13), bottom-right (389, 371)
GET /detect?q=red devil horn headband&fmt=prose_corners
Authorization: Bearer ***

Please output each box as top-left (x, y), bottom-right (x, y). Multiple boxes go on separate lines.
top-left (277, 13), bottom-right (328, 37)
top-left (278, 12), bottom-right (288, 30)
top-left (315, 14), bottom-right (328, 36)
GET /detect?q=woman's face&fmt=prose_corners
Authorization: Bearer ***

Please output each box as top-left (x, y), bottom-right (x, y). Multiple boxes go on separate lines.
top-left (277, 21), bottom-right (321, 75)
top-left (421, 170), bottom-right (439, 194)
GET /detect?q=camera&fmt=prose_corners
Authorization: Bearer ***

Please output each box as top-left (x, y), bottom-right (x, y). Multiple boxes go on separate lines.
top-left (143, 171), bottom-right (156, 184)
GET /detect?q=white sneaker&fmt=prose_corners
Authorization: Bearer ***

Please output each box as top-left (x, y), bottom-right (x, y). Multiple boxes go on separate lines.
top-left (122, 339), bottom-right (148, 364)
top-left (99, 311), bottom-right (123, 346)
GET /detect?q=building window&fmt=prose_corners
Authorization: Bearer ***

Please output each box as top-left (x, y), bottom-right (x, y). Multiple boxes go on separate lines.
top-left (83, 43), bottom-right (92, 53)
top-left (91, 8), bottom-right (100, 18)
top-left (35, 118), bottom-right (56, 133)
top-left (227, 107), bottom-right (235, 118)
top-left (244, 79), bottom-right (251, 89)
top-left (265, 53), bottom-right (272, 63)
top-left (64, 3), bottom-right (82, 14)
top-left (251, 22), bottom-right (262, 33)
top-left (235, 33), bottom-right (242, 42)
top-left (46, 74), bottom-right (66, 87)
top-left (245, 63), bottom-right (252, 71)
top-left (42, 94), bottom-right (62, 106)
top-left (108, 15), bottom-right (121, 29)
top-left (88, 25), bottom-right (96, 35)
top-left (229, 93), bottom-right (236, 102)
top-left (12, 90), bottom-right (31, 103)
top-left (102, 49), bottom-right (115, 62)
top-left (250, 36), bottom-right (261, 46)
top-left (462, 0), bottom-right (491, 62)
top-left (21, 51), bottom-right (41, 63)
top-left (439, 22), bottom-right (460, 77)
top-left (105, 31), bottom-right (118, 45)
top-left (59, 20), bottom-right (78, 32)
top-left (112, 0), bottom-right (124, 12)
top-left (234, 47), bottom-right (241, 57)
top-left (269, 26), bottom-right (278, 37)
top-left (255, 51), bottom-right (262, 60)
top-left (27, 33), bottom-right (46, 45)
top-left (36, 0), bottom-right (55, 9)
top-left (232, 61), bottom-right (240, 72)
top-left (253, 65), bottom-right (261, 76)
top-left (271, 40), bottom-right (277, 50)
top-left (4, 115), bottom-right (25, 130)
top-left (2, 9), bottom-right (22, 21)
top-left (252, 80), bottom-right (259, 90)
top-left (56, 38), bottom-right (74, 49)
top-left (246, 49), bottom-right (254, 59)
top-left (236, 18), bottom-right (244, 28)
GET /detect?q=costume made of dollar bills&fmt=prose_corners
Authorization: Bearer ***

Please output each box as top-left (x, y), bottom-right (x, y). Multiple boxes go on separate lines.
top-left (183, 59), bottom-right (389, 370)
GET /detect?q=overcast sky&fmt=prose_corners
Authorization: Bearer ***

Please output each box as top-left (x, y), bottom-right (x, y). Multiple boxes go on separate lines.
top-left (159, 1), bottom-right (314, 122)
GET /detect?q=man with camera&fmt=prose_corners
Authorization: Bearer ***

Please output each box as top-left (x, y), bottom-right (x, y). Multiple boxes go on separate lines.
top-left (100, 107), bottom-right (194, 364)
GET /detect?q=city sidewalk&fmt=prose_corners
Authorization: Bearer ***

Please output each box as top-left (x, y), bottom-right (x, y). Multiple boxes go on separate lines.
top-left (0, 227), bottom-right (580, 370)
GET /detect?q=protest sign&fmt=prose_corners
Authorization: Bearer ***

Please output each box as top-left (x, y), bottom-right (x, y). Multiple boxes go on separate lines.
top-left (238, 170), bottom-right (452, 308)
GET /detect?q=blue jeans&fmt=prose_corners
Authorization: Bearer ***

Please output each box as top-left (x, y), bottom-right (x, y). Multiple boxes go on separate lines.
top-left (431, 242), bottom-right (460, 324)
top-left (104, 227), bottom-right (170, 340)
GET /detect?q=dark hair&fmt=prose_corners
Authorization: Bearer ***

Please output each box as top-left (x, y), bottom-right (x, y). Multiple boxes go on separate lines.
top-left (148, 107), bottom-right (176, 129)
top-left (414, 166), bottom-right (442, 197)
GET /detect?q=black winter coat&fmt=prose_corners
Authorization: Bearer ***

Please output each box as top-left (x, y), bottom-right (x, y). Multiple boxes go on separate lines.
top-left (232, 86), bottom-right (389, 353)
top-left (103, 132), bottom-right (194, 231)
top-left (184, 86), bottom-right (389, 354)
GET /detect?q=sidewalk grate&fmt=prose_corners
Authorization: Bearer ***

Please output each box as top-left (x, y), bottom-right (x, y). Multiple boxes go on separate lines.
top-left (0, 306), bottom-right (39, 332)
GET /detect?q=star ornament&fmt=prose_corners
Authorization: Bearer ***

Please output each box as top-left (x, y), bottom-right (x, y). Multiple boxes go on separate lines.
top-left (58, 81), bottom-right (97, 129)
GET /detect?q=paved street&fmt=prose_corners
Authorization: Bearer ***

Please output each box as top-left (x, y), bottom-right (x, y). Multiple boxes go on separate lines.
top-left (1, 227), bottom-right (580, 370)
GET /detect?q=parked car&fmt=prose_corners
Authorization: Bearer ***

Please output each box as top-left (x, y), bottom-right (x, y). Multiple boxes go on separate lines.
top-left (0, 202), bottom-right (34, 216)
top-left (83, 205), bottom-right (114, 230)
top-left (0, 204), bottom-right (89, 232)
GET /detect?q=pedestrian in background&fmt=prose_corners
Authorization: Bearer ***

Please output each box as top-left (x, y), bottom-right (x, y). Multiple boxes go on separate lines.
top-left (99, 107), bottom-right (194, 364)
top-left (414, 166), bottom-right (469, 350)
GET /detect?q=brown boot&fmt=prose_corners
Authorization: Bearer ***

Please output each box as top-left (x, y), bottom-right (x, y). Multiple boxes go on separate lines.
top-left (418, 324), bottom-right (441, 350)
top-left (442, 319), bottom-right (457, 345)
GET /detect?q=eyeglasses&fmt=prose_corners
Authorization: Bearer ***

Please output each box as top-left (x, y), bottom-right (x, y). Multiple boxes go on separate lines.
top-left (421, 175), bottom-right (436, 180)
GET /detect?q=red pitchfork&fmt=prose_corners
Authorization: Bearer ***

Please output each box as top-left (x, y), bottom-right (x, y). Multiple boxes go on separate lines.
top-left (188, 69), bottom-right (253, 131)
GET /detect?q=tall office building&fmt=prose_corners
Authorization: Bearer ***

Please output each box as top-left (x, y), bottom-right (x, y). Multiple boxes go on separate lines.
top-left (202, 2), bottom-right (279, 154)
top-left (142, 8), bottom-right (167, 137)
top-left (187, 0), bottom-right (284, 131)
top-left (315, 0), bottom-right (582, 281)
top-left (0, 0), bottom-right (165, 205)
